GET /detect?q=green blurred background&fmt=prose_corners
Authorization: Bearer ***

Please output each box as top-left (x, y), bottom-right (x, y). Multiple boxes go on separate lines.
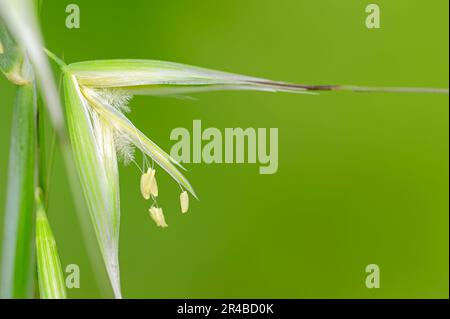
top-left (0, 0), bottom-right (448, 298)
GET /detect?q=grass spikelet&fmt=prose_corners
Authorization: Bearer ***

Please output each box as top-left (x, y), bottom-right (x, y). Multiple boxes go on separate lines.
top-left (35, 189), bottom-right (67, 299)
top-left (63, 73), bottom-right (122, 298)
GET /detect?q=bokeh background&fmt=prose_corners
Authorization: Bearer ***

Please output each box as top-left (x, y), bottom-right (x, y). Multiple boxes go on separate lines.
top-left (0, 0), bottom-right (448, 298)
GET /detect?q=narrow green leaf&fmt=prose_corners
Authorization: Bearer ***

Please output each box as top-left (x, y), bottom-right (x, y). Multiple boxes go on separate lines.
top-left (0, 82), bottom-right (36, 299)
top-left (35, 189), bottom-right (66, 299)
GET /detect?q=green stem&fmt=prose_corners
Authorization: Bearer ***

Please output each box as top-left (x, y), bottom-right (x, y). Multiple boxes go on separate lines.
top-left (37, 98), bottom-right (46, 194)
top-left (0, 82), bottom-right (37, 299)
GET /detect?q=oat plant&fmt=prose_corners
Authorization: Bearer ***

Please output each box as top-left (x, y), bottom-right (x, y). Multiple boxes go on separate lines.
top-left (0, 0), bottom-right (66, 299)
top-left (0, 0), bottom-right (448, 299)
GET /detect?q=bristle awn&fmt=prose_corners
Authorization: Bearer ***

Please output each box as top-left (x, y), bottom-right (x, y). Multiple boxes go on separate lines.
top-left (335, 85), bottom-right (449, 94)
top-left (261, 83), bottom-right (449, 94)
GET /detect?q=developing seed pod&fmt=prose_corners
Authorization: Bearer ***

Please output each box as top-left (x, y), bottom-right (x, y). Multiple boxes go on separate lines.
top-left (140, 168), bottom-right (158, 199)
top-left (149, 206), bottom-right (168, 228)
top-left (180, 191), bottom-right (189, 214)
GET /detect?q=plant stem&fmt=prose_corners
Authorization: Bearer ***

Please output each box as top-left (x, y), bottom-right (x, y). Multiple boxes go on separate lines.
top-left (0, 82), bottom-right (37, 299)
